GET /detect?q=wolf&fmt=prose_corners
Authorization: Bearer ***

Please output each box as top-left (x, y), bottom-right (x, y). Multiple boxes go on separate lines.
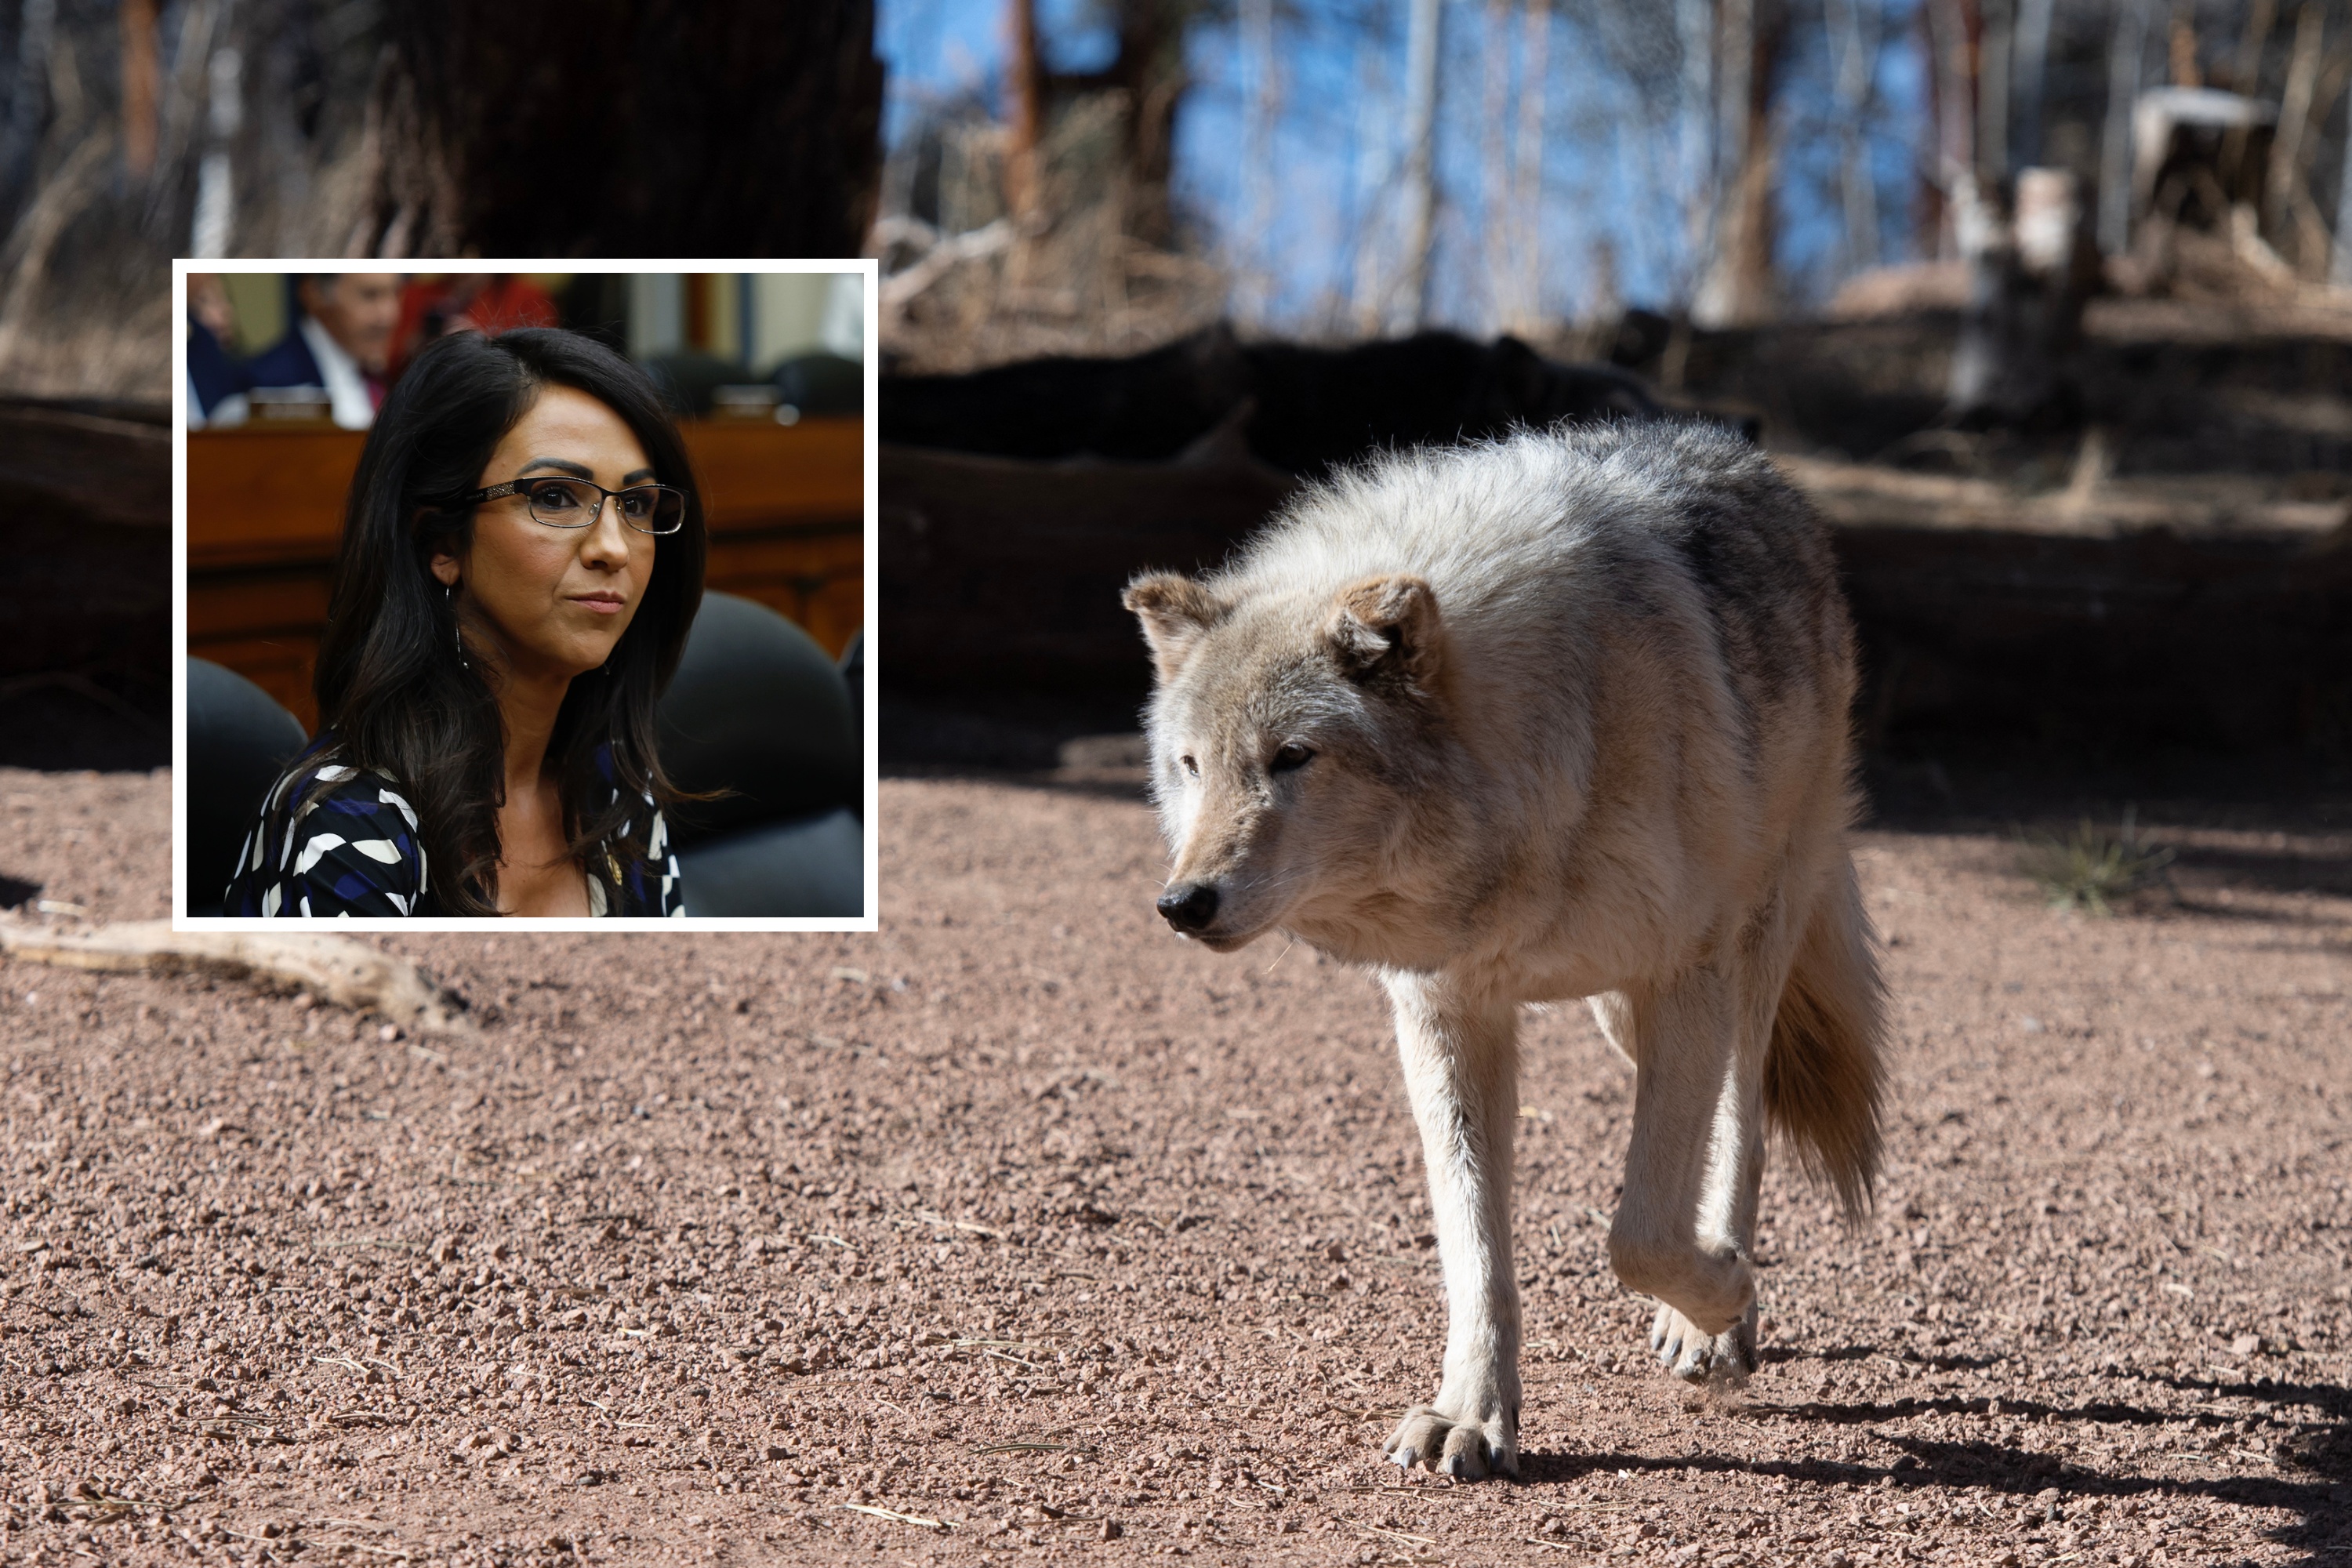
top-left (1123, 420), bottom-right (1885, 1479)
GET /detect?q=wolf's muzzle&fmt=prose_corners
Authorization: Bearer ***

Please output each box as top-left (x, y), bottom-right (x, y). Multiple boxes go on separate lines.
top-left (1156, 883), bottom-right (1220, 933)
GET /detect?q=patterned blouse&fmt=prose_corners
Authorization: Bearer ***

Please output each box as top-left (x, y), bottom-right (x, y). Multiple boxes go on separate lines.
top-left (223, 735), bottom-right (684, 917)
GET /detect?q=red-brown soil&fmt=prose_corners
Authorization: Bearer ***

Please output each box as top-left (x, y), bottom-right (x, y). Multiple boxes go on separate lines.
top-left (2, 761), bottom-right (2349, 1566)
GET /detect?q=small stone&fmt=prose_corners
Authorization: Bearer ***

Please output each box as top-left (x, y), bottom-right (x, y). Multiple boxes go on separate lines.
top-left (2229, 1334), bottom-right (2263, 1357)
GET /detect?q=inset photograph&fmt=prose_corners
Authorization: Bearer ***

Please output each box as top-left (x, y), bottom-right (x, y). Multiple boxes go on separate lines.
top-left (176, 263), bottom-right (875, 927)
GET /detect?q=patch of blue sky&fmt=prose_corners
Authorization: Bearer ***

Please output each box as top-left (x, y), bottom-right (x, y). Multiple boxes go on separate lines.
top-left (877, 0), bottom-right (1931, 332)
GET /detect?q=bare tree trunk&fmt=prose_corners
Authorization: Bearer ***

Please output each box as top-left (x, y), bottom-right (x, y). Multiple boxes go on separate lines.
top-left (1676, 0), bottom-right (1716, 305)
top-left (1980, 0), bottom-right (2011, 177)
top-left (0, 0), bottom-right (59, 227)
top-left (1696, 0), bottom-right (1783, 326)
top-left (1239, 0), bottom-right (1276, 328)
top-left (358, 1), bottom-right (884, 258)
top-left (1512, 0), bottom-right (1548, 332)
top-left (189, 34), bottom-right (238, 257)
top-left (2012, 0), bottom-right (2053, 169)
top-left (2334, 36), bottom-right (2352, 282)
top-left (118, 0), bottom-right (158, 178)
top-left (2169, 13), bottom-right (2201, 88)
top-left (2266, 1), bottom-right (2323, 237)
top-left (1922, 0), bottom-right (1980, 259)
top-left (1006, 0), bottom-right (1044, 221)
top-left (1481, 0), bottom-right (1511, 334)
top-left (1349, 28), bottom-right (1387, 337)
top-left (1098, 0), bottom-right (1190, 247)
top-left (1693, 0), bottom-right (1749, 323)
top-left (2220, 0), bottom-right (2276, 191)
top-left (1397, 0), bottom-right (1443, 332)
top-left (1826, 0), bottom-right (1879, 274)
top-left (2098, 0), bottom-right (2152, 254)
top-left (2233, 0), bottom-right (2278, 93)
top-left (999, 1), bottom-right (1192, 249)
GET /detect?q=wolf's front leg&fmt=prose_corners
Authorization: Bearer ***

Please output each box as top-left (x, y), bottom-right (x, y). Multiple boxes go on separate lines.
top-left (1380, 974), bottom-right (1521, 1479)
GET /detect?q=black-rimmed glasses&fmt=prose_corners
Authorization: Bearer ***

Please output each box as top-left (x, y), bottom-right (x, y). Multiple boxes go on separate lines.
top-left (459, 477), bottom-right (688, 535)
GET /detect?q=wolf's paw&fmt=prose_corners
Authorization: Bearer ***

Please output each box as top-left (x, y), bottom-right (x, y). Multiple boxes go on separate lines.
top-left (1649, 1301), bottom-right (1758, 1388)
top-left (1382, 1401), bottom-right (1519, 1480)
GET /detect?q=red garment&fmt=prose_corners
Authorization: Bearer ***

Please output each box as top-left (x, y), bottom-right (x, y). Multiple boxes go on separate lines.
top-left (459, 275), bottom-right (561, 336)
top-left (390, 275), bottom-right (562, 376)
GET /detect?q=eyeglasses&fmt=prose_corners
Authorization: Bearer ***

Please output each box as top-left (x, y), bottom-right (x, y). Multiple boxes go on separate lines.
top-left (458, 477), bottom-right (688, 535)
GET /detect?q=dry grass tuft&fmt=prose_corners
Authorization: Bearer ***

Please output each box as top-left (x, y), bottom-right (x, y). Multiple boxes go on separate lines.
top-left (2016, 810), bottom-right (2176, 915)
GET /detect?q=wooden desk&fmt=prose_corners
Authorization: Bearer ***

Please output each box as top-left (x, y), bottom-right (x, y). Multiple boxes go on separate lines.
top-left (188, 417), bottom-right (863, 731)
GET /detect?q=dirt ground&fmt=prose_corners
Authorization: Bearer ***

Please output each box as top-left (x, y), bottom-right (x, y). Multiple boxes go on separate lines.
top-left (2, 759), bottom-right (2349, 1567)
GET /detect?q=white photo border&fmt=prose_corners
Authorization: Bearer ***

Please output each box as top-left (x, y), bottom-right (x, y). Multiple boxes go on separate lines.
top-left (170, 257), bottom-right (881, 934)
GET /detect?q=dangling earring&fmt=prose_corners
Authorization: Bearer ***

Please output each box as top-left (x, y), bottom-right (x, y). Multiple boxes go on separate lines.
top-left (448, 582), bottom-right (470, 670)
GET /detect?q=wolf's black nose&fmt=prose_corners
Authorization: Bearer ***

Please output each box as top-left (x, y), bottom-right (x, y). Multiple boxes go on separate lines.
top-left (1156, 883), bottom-right (1219, 932)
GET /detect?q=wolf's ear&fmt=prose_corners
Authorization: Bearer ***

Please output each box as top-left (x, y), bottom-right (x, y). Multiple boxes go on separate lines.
top-left (1123, 572), bottom-right (1225, 681)
top-left (1325, 574), bottom-right (1443, 685)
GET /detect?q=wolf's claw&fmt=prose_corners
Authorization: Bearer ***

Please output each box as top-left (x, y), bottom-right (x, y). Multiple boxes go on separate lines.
top-left (1384, 1403), bottom-right (1519, 1480)
top-left (1650, 1301), bottom-right (1759, 1387)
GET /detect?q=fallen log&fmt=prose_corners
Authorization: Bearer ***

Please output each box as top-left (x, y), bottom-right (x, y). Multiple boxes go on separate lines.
top-left (0, 399), bottom-right (170, 703)
top-left (0, 919), bottom-right (470, 1036)
top-left (877, 441), bottom-right (2352, 751)
top-left (880, 440), bottom-right (1297, 695)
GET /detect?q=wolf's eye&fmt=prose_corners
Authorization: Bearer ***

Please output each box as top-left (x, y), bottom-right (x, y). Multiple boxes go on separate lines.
top-left (1270, 742), bottom-right (1315, 773)
top-left (1178, 754), bottom-right (1199, 778)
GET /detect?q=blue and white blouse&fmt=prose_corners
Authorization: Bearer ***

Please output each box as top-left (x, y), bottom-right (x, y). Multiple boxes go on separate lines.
top-left (223, 735), bottom-right (684, 918)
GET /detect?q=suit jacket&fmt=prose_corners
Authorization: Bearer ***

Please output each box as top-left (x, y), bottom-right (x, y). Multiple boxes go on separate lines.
top-left (241, 327), bottom-right (325, 392)
top-left (187, 320), bottom-right (248, 415)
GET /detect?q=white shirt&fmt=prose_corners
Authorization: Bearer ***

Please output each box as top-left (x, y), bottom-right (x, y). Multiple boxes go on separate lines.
top-left (297, 316), bottom-right (378, 430)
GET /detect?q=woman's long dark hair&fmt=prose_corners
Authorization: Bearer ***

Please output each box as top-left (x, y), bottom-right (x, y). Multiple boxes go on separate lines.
top-left (311, 328), bottom-right (707, 916)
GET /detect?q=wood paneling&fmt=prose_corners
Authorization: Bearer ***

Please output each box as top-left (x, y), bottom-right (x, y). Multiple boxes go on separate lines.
top-left (186, 427), bottom-right (366, 569)
top-left (187, 418), bottom-right (863, 733)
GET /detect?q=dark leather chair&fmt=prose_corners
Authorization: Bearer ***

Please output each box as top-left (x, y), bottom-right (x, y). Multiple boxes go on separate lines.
top-left (655, 592), bottom-right (865, 916)
top-left (838, 630), bottom-right (863, 731)
top-left (767, 351), bottom-right (864, 418)
top-left (642, 350), bottom-right (753, 419)
top-left (185, 659), bottom-right (309, 916)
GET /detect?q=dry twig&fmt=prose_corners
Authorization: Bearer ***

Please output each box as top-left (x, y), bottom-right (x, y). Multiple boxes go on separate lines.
top-left (0, 918), bottom-right (469, 1034)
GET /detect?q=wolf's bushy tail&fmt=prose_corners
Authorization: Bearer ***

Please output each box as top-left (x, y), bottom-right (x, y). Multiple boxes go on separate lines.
top-left (1762, 855), bottom-right (1886, 1220)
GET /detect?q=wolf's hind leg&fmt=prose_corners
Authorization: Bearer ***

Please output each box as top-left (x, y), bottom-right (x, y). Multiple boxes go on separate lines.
top-left (1589, 994), bottom-right (1759, 1381)
top-left (1650, 1298), bottom-right (1760, 1386)
top-left (1606, 963), bottom-right (1766, 1383)
top-left (1380, 974), bottom-right (1521, 1480)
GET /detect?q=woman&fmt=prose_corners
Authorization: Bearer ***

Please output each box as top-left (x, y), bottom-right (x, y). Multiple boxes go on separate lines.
top-left (225, 328), bottom-right (706, 917)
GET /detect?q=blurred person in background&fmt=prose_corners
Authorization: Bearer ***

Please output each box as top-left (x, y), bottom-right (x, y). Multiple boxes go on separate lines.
top-left (242, 273), bottom-right (404, 428)
top-left (186, 273), bottom-right (248, 427)
top-left (393, 274), bottom-right (561, 377)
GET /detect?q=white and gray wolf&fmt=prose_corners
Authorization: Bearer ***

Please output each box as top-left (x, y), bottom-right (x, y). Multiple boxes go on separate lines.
top-left (1124, 420), bottom-right (1885, 1479)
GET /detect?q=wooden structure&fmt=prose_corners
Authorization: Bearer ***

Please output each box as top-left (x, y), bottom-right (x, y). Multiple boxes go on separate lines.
top-left (5, 400), bottom-right (171, 688)
top-left (188, 418), bottom-right (863, 731)
top-left (879, 441), bottom-right (2352, 753)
